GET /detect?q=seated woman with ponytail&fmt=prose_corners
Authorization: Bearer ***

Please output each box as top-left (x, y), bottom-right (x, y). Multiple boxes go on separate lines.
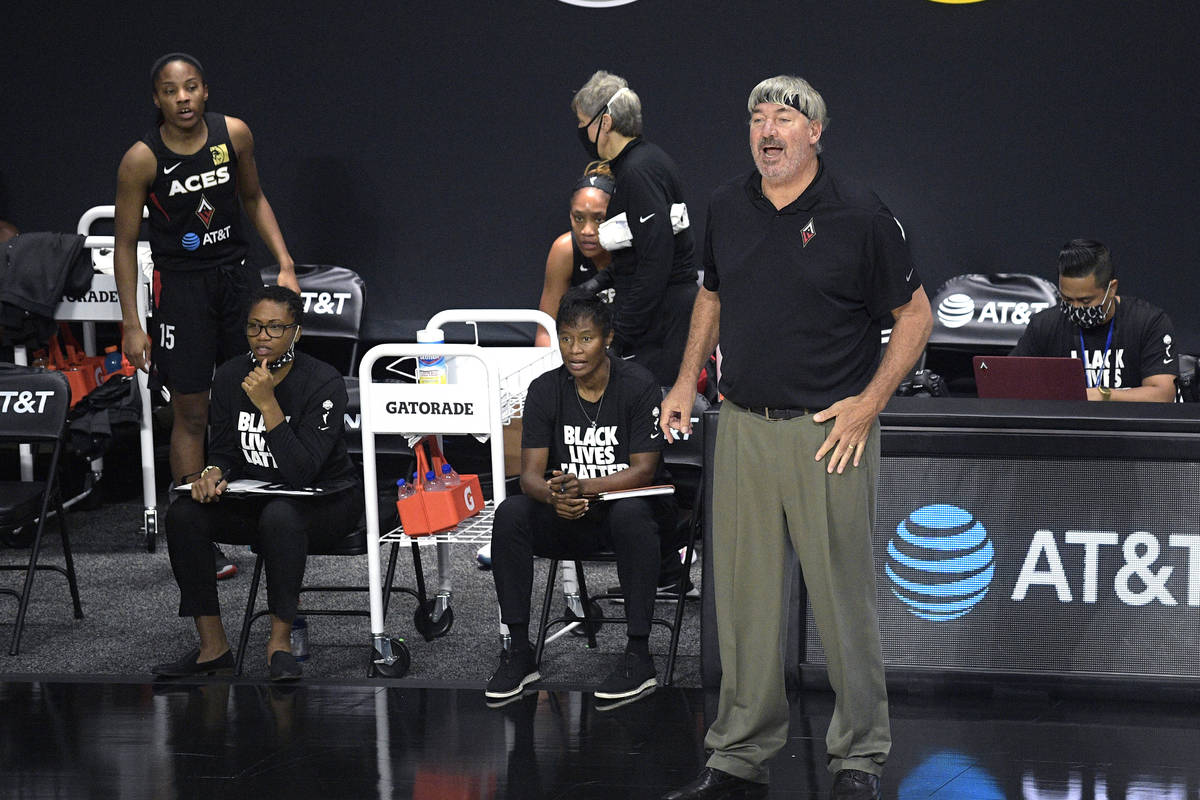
top-left (152, 285), bottom-right (362, 681)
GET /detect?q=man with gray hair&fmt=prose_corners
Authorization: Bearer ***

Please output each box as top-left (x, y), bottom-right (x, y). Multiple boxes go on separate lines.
top-left (572, 70), bottom-right (698, 387)
top-left (659, 75), bottom-right (932, 800)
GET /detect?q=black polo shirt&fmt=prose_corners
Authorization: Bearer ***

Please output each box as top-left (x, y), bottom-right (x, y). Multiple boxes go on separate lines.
top-left (704, 161), bottom-right (920, 409)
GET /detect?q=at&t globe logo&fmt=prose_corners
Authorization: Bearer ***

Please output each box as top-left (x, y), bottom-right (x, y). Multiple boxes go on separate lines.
top-left (181, 232), bottom-right (200, 251)
top-left (886, 504), bottom-right (995, 621)
top-left (936, 293), bottom-right (975, 328)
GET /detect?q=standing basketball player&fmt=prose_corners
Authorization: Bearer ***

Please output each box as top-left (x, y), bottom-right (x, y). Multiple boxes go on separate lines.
top-left (114, 53), bottom-right (299, 577)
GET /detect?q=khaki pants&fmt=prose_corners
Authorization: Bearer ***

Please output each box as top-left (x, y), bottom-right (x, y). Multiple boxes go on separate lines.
top-left (704, 402), bottom-right (890, 783)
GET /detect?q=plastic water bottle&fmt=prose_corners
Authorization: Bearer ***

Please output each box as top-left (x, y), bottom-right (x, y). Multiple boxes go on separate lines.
top-left (396, 478), bottom-right (415, 500)
top-left (290, 615), bottom-right (310, 662)
top-left (103, 346), bottom-right (124, 375)
top-left (440, 463), bottom-right (461, 487)
top-left (425, 470), bottom-right (448, 492)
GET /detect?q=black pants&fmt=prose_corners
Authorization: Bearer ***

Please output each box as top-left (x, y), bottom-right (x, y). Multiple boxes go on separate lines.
top-left (491, 493), bottom-right (672, 637)
top-left (166, 490), bottom-right (364, 623)
top-left (623, 280), bottom-right (699, 387)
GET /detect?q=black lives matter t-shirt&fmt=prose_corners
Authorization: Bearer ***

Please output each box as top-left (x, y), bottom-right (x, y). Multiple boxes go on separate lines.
top-left (206, 352), bottom-right (358, 491)
top-left (1010, 296), bottom-right (1178, 389)
top-left (521, 355), bottom-right (664, 481)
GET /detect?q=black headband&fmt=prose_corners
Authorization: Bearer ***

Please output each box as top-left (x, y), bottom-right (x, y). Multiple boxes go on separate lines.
top-left (572, 173), bottom-right (616, 197)
top-left (151, 52), bottom-right (205, 87)
top-left (782, 94), bottom-right (813, 119)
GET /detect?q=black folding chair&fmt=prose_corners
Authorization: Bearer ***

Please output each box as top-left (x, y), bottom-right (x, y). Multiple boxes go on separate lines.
top-left (0, 364), bottom-right (83, 655)
top-left (233, 521), bottom-right (407, 676)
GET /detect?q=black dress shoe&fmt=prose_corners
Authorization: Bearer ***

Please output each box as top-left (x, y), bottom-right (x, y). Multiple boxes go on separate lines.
top-left (661, 767), bottom-right (768, 800)
top-left (269, 650), bottom-right (302, 681)
top-left (151, 647), bottom-right (234, 677)
top-left (830, 769), bottom-right (880, 800)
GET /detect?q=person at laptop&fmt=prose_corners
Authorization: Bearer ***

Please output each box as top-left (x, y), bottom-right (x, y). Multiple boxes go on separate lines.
top-left (1010, 239), bottom-right (1177, 402)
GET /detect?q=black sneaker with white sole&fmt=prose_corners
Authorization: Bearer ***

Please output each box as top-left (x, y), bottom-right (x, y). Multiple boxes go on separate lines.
top-left (485, 646), bottom-right (540, 700)
top-left (605, 574), bottom-right (699, 602)
top-left (214, 545), bottom-right (237, 580)
top-left (594, 652), bottom-right (657, 700)
top-left (595, 684), bottom-right (657, 712)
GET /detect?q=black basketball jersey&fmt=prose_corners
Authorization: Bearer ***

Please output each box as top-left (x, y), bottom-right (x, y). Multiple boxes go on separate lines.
top-left (570, 238), bottom-right (601, 287)
top-left (570, 238), bottom-right (615, 304)
top-left (141, 112), bottom-right (247, 271)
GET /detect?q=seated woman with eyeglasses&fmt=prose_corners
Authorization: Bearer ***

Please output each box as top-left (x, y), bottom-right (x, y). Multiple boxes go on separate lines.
top-left (152, 285), bottom-right (362, 681)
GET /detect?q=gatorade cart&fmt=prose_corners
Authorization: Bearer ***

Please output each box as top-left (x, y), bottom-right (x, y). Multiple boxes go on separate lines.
top-left (358, 310), bottom-right (560, 677)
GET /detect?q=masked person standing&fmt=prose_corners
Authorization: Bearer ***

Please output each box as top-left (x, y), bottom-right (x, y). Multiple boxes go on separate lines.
top-left (1010, 239), bottom-right (1177, 402)
top-left (572, 70), bottom-right (698, 387)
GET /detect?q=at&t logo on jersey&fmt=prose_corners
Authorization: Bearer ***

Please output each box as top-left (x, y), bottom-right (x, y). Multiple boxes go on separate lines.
top-left (168, 166), bottom-right (231, 197)
top-left (886, 504), bottom-right (996, 621)
top-left (180, 225), bottom-right (232, 251)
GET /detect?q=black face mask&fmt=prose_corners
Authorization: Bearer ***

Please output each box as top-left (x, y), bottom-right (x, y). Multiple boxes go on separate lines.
top-left (577, 106), bottom-right (606, 161)
top-left (248, 329), bottom-right (299, 370)
top-left (1059, 283), bottom-right (1114, 329)
top-left (249, 347), bottom-right (294, 370)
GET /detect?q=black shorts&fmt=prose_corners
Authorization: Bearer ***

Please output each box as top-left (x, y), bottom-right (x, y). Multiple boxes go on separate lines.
top-left (151, 261), bottom-right (260, 394)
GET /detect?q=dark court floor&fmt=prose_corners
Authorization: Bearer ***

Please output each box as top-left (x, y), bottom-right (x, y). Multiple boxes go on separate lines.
top-left (3, 677), bottom-right (1200, 799)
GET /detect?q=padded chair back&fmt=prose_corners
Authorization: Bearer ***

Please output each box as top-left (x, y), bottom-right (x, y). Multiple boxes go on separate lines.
top-left (928, 273), bottom-right (1057, 352)
top-left (0, 365), bottom-right (71, 444)
top-left (924, 273), bottom-right (1057, 394)
top-left (260, 264), bottom-right (366, 373)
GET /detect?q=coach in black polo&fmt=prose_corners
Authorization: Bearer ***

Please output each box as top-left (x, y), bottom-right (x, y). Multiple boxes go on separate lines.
top-left (660, 76), bottom-right (932, 800)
